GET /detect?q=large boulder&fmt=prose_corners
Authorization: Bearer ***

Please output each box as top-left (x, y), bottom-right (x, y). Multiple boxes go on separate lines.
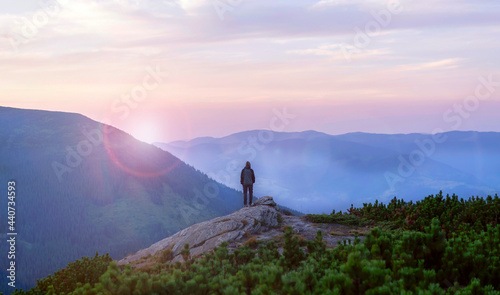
top-left (119, 197), bottom-right (280, 265)
top-left (253, 196), bottom-right (277, 207)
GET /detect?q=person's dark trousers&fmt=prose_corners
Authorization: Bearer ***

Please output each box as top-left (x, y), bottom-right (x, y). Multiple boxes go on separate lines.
top-left (243, 184), bottom-right (253, 205)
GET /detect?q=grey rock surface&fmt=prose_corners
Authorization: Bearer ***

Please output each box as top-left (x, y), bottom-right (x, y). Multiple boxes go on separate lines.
top-left (253, 196), bottom-right (277, 207)
top-left (118, 196), bottom-right (365, 267)
top-left (119, 199), bottom-right (280, 265)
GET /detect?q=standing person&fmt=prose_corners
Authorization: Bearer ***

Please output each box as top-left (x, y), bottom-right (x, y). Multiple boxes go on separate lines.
top-left (240, 161), bottom-right (255, 207)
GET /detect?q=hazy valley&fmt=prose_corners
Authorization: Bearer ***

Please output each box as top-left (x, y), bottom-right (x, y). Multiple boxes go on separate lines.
top-left (155, 130), bottom-right (500, 213)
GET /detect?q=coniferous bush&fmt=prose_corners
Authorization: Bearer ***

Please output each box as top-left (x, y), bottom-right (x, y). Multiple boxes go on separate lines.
top-left (11, 252), bottom-right (112, 295)
top-left (11, 192), bottom-right (500, 294)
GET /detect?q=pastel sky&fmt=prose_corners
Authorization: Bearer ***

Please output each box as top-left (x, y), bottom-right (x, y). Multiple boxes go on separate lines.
top-left (1, 0), bottom-right (499, 142)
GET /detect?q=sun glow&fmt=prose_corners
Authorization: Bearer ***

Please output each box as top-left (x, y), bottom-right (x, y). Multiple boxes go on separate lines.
top-left (131, 122), bottom-right (160, 144)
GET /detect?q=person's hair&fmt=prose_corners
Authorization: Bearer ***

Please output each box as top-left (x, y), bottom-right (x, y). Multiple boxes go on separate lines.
top-left (246, 161), bottom-right (251, 168)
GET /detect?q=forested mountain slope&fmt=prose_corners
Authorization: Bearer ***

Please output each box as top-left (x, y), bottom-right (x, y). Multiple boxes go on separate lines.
top-left (0, 106), bottom-right (241, 291)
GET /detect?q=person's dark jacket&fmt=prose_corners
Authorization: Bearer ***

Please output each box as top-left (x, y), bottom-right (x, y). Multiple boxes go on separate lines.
top-left (241, 167), bottom-right (255, 185)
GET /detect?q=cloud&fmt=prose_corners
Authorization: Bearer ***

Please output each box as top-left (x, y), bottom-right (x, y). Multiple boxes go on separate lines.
top-left (0, 0), bottom-right (499, 138)
top-left (396, 58), bottom-right (464, 72)
top-left (178, 0), bottom-right (207, 10)
top-left (0, 0), bottom-right (176, 56)
top-left (289, 43), bottom-right (392, 62)
top-left (311, 0), bottom-right (388, 10)
top-left (311, 0), bottom-right (500, 16)
top-left (2, 0), bottom-right (498, 60)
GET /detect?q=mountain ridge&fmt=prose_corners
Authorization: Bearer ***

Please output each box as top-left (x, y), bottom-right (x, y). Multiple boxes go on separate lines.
top-left (0, 106), bottom-right (242, 291)
top-left (154, 129), bottom-right (500, 213)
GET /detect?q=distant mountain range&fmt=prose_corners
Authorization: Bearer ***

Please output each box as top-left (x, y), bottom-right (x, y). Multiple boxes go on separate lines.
top-left (154, 130), bottom-right (500, 214)
top-left (0, 107), bottom-right (242, 291)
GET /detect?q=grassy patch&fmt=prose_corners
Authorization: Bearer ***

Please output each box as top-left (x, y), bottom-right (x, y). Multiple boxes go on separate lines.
top-left (243, 236), bottom-right (260, 248)
top-left (134, 262), bottom-right (157, 274)
top-left (348, 229), bottom-right (366, 236)
top-left (306, 213), bottom-right (372, 227)
top-left (243, 230), bottom-right (252, 238)
top-left (307, 213), bottom-right (401, 231)
top-left (139, 253), bottom-right (152, 262)
top-left (329, 231), bottom-right (346, 236)
top-left (155, 248), bottom-right (174, 263)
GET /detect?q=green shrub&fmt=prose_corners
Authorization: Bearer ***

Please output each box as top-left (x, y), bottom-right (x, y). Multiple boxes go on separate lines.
top-left (12, 252), bottom-right (112, 295)
top-left (13, 193), bottom-right (500, 294)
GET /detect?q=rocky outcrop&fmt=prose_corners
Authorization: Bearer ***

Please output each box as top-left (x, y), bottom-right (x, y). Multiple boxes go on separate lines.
top-left (119, 196), bottom-right (281, 265)
top-left (118, 196), bottom-right (365, 267)
top-left (253, 196), bottom-right (277, 206)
